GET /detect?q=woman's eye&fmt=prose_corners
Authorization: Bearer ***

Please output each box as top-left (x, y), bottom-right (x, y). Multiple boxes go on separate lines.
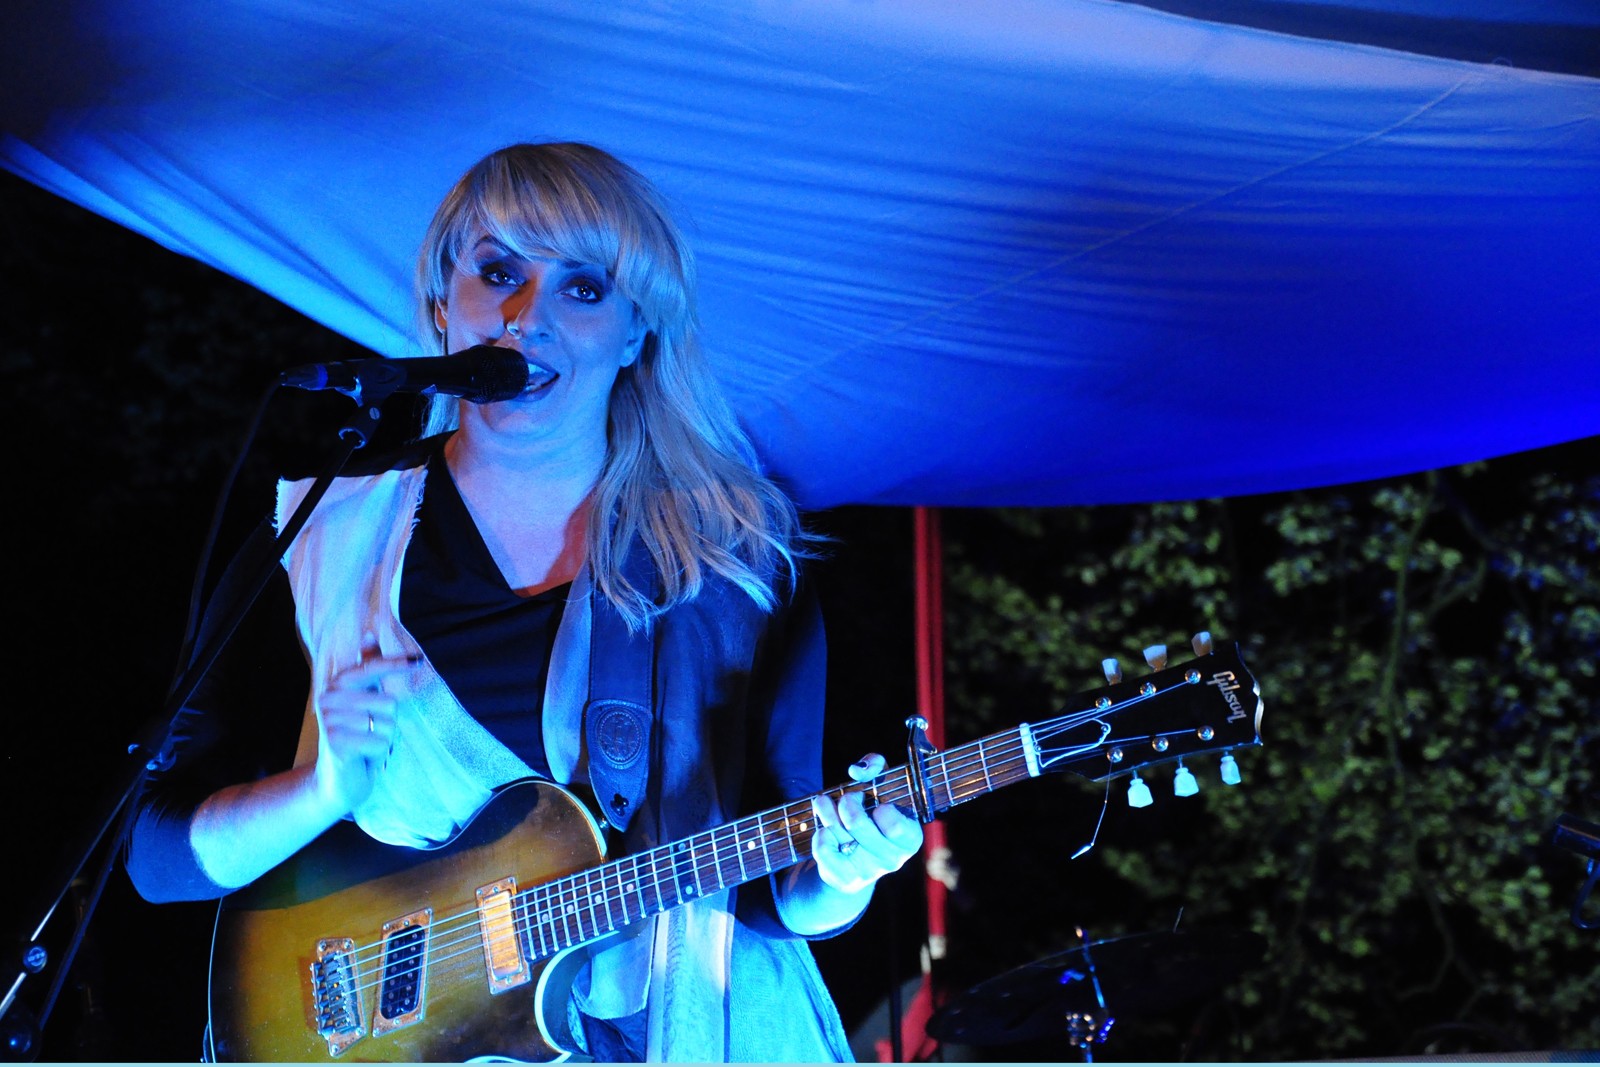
top-left (478, 262), bottom-right (520, 286)
top-left (566, 279), bottom-right (605, 303)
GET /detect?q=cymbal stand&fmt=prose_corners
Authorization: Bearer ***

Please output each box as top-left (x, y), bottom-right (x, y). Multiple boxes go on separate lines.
top-left (1063, 927), bottom-right (1116, 1062)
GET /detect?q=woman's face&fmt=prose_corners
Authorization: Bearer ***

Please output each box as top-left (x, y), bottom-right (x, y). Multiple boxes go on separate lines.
top-left (436, 235), bottom-right (643, 455)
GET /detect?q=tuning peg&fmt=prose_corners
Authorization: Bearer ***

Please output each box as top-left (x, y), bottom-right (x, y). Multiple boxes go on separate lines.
top-left (1192, 631), bottom-right (1213, 657)
top-left (1143, 644), bottom-right (1168, 670)
top-left (1173, 760), bottom-right (1199, 797)
top-left (1219, 753), bottom-right (1241, 786)
top-left (1102, 658), bottom-right (1122, 685)
top-left (1127, 772), bottom-right (1153, 808)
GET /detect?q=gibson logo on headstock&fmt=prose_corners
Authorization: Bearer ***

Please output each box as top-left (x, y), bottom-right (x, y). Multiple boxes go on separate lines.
top-left (1208, 671), bottom-right (1249, 722)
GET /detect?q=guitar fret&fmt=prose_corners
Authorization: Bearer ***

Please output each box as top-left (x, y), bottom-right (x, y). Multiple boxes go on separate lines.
top-left (545, 884), bottom-right (562, 954)
top-left (673, 841), bottom-right (701, 901)
top-left (942, 743), bottom-right (974, 804)
top-left (733, 819), bottom-right (749, 883)
top-left (551, 882), bottom-right (567, 948)
top-left (768, 812), bottom-right (787, 870)
top-left (647, 850), bottom-right (663, 913)
top-left (592, 868), bottom-right (608, 933)
top-left (544, 883), bottom-right (563, 950)
top-left (530, 886), bottom-right (550, 958)
top-left (729, 825), bottom-right (744, 883)
top-left (716, 826), bottom-right (735, 890)
top-left (601, 865), bottom-right (618, 931)
top-left (742, 817), bottom-right (758, 879)
top-left (632, 854), bottom-right (648, 919)
top-left (662, 847), bottom-right (681, 910)
top-left (730, 825), bottom-right (743, 883)
top-left (610, 859), bottom-right (628, 926)
top-left (783, 804), bottom-right (806, 867)
top-left (560, 879), bottom-right (581, 947)
top-left (702, 831), bottom-right (721, 895)
top-left (580, 871), bottom-right (596, 942)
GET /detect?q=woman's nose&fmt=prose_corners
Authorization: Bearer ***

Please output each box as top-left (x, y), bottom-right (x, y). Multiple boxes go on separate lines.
top-left (503, 288), bottom-right (548, 340)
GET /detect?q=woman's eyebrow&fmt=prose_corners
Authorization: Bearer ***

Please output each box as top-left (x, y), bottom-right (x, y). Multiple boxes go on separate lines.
top-left (471, 239), bottom-right (595, 274)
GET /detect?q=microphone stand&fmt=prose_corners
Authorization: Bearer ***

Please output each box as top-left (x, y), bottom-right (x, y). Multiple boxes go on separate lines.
top-left (1553, 813), bottom-right (1600, 930)
top-left (1, 386), bottom-right (398, 1061)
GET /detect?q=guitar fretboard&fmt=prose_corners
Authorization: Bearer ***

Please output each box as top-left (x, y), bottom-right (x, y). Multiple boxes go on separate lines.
top-left (512, 724), bottom-right (1041, 959)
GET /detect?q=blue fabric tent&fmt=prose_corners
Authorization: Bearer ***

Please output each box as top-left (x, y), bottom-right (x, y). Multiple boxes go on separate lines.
top-left (4, 0), bottom-right (1596, 506)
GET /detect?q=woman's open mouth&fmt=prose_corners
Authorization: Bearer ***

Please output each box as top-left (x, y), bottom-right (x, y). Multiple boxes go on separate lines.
top-left (521, 361), bottom-right (559, 396)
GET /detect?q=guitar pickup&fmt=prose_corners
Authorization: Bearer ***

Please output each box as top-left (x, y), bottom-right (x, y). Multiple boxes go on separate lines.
top-left (372, 908), bottom-right (432, 1037)
top-left (475, 878), bottom-right (531, 994)
top-left (310, 937), bottom-right (365, 1057)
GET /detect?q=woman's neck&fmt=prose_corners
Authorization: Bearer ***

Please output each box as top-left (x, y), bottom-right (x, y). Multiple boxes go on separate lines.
top-left (442, 429), bottom-right (604, 596)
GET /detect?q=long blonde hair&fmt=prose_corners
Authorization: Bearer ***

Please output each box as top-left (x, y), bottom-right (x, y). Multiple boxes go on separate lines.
top-left (415, 143), bottom-right (809, 629)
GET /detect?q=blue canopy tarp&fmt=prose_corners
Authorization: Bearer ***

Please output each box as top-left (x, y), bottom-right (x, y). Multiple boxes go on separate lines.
top-left (5, 0), bottom-right (1596, 506)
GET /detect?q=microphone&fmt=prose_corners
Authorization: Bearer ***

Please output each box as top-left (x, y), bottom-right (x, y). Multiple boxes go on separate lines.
top-left (1553, 814), bottom-right (1600, 861)
top-left (280, 345), bottom-right (532, 404)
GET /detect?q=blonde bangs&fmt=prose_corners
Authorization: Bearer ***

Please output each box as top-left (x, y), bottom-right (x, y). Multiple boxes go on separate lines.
top-left (422, 145), bottom-right (692, 340)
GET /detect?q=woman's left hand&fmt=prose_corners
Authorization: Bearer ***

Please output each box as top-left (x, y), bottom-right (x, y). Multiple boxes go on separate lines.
top-left (810, 753), bottom-right (925, 895)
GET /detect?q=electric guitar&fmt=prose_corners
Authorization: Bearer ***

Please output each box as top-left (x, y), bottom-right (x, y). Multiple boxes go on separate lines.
top-left (206, 644), bottom-right (1263, 1061)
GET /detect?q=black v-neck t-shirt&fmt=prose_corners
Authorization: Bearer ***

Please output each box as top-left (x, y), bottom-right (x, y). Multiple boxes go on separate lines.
top-left (399, 449), bottom-right (566, 779)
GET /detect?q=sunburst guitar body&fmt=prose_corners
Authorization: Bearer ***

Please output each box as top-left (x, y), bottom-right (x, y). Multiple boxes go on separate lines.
top-left (209, 780), bottom-right (603, 1062)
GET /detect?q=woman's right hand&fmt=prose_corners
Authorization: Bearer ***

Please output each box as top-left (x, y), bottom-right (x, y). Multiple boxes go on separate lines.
top-left (311, 649), bottom-right (417, 817)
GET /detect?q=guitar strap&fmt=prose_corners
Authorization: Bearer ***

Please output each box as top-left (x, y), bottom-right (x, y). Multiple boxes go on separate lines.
top-left (582, 539), bottom-right (656, 835)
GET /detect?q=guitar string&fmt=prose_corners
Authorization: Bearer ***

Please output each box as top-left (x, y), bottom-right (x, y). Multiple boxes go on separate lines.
top-left (313, 708), bottom-right (1133, 1009)
top-left (316, 717), bottom-right (1148, 1015)
top-left (311, 689), bottom-right (1201, 1010)
top-left (318, 736), bottom-right (1056, 1008)
top-left (314, 761), bottom-right (967, 1009)
top-left (320, 733), bottom-right (1121, 1016)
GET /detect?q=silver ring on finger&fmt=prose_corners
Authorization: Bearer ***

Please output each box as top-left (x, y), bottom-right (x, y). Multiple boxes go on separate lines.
top-left (837, 838), bottom-right (860, 858)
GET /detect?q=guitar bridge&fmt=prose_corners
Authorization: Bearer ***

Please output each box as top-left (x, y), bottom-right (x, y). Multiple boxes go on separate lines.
top-left (372, 909), bottom-right (432, 1037)
top-left (310, 937), bottom-right (365, 1056)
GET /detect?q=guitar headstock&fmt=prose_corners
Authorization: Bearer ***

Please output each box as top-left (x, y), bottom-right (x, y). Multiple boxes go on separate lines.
top-left (1027, 643), bottom-right (1263, 797)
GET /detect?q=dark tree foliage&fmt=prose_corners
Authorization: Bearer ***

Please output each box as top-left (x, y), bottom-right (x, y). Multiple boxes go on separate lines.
top-left (937, 448), bottom-right (1600, 1060)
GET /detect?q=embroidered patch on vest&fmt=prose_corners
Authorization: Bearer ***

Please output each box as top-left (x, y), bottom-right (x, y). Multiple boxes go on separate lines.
top-left (592, 701), bottom-right (648, 768)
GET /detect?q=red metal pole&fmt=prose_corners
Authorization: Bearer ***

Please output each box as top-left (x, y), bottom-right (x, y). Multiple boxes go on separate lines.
top-left (882, 506), bottom-right (950, 1062)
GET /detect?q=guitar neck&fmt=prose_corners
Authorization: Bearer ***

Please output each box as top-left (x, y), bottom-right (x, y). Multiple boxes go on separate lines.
top-left (520, 643), bottom-right (1262, 960)
top-left (518, 727), bottom-right (1034, 958)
